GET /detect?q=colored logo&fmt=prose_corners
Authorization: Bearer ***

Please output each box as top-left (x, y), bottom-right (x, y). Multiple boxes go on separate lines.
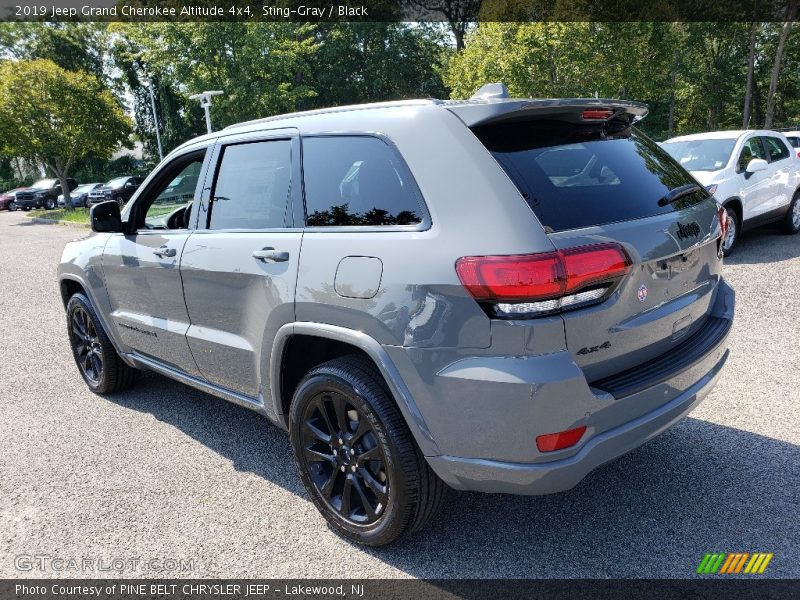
top-left (637, 284), bottom-right (648, 302)
top-left (696, 552), bottom-right (773, 575)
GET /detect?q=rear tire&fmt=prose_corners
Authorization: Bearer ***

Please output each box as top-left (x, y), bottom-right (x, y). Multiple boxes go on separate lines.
top-left (782, 191), bottom-right (800, 234)
top-left (66, 293), bottom-right (139, 394)
top-left (721, 206), bottom-right (739, 256)
top-left (289, 356), bottom-right (446, 546)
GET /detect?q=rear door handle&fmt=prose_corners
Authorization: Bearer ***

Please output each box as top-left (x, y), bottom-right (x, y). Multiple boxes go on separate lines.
top-left (252, 247), bottom-right (289, 263)
top-left (153, 246), bottom-right (177, 258)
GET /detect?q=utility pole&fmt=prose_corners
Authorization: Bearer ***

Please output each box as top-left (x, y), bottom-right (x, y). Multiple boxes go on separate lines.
top-left (140, 77), bottom-right (163, 161)
top-left (189, 91), bottom-right (224, 134)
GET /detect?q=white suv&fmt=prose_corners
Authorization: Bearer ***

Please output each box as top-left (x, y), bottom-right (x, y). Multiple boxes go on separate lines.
top-left (662, 130), bottom-right (800, 255)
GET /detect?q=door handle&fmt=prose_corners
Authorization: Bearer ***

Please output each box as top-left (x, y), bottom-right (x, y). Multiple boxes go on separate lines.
top-left (252, 247), bottom-right (289, 263)
top-left (153, 246), bottom-right (177, 258)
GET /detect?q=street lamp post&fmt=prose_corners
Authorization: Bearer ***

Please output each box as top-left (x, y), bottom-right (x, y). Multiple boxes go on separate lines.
top-left (141, 77), bottom-right (163, 162)
top-left (189, 91), bottom-right (224, 134)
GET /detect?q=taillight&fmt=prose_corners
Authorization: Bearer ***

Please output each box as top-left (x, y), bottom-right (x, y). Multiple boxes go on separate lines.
top-left (456, 243), bottom-right (631, 318)
top-left (582, 108), bottom-right (614, 120)
top-left (717, 204), bottom-right (729, 240)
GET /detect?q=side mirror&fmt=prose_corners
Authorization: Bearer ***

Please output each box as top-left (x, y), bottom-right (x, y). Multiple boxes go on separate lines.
top-left (745, 158), bottom-right (768, 173)
top-left (90, 201), bottom-right (123, 233)
top-left (125, 181), bottom-right (135, 189)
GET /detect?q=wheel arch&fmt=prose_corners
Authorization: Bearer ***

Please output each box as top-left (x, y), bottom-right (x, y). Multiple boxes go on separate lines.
top-left (721, 197), bottom-right (743, 223)
top-left (270, 323), bottom-right (440, 456)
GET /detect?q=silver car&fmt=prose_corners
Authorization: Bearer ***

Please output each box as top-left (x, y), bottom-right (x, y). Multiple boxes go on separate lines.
top-left (58, 84), bottom-right (734, 546)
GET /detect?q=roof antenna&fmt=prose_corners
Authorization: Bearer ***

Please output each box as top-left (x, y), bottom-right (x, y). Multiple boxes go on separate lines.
top-left (470, 82), bottom-right (509, 101)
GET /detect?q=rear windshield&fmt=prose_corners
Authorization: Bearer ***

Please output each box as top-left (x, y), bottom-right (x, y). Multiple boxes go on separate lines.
top-left (473, 120), bottom-right (709, 233)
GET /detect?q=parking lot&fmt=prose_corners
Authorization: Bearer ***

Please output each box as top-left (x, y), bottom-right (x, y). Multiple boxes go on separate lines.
top-left (0, 209), bottom-right (797, 579)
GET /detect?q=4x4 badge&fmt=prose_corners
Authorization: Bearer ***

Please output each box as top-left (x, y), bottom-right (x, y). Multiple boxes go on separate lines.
top-left (637, 284), bottom-right (648, 302)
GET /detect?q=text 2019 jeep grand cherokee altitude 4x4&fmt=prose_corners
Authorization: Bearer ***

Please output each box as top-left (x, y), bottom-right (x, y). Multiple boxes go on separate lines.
top-left (58, 84), bottom-right (734, 546)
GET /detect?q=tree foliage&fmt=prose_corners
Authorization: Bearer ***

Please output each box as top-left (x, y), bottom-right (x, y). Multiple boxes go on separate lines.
top-left (0, 59), bottom-right (132, 203)
top-left (446, 21), bottom-right (799, 139)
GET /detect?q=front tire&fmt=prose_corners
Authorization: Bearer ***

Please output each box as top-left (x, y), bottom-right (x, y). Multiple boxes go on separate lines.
top-left (44, 198), bottom-right (55, 210)
top-left (66, 293), bottom-right (139, 394)
top-left (722, 206), bottom-right (739, 256)
top-left (289, 356), bottom-right (446, 546)
top-left (116, 195), bottom-right (125, 208)
top-left (782, 192), bottom-right (800, 234)
top-left (7, 201), bottom-right (16, 211)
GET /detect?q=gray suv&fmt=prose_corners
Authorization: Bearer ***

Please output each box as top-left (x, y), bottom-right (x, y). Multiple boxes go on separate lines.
top-left (58, 85), bottom-right (735, 546)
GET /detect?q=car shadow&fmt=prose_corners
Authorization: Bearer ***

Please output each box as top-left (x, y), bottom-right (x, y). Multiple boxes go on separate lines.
top-left (726, 225), bottom-right (800, 265)
top-left (109, 372), bottom-right (798, 578)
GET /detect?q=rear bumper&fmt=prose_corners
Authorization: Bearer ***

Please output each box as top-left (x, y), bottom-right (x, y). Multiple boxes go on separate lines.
top-left (427, 347), bottom-right (727, 494)
top-left (422, 278), bottom-right (735, 495)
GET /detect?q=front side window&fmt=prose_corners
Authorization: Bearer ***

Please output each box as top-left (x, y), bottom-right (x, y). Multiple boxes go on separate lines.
top-left (302, 136), bottom-right (423, 227)
top-left (764, 136), bottom-right (790, 162)
top-left (737, 137), bottom-right (767, 171)
top-left (208, 140), bottom-right (292, 230)
top-left (139, 154), bottom-right (206, 230)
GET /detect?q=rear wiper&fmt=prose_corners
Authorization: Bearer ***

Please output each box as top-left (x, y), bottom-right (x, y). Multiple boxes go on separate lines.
top-left (658, 183), bottom-right (702, 207)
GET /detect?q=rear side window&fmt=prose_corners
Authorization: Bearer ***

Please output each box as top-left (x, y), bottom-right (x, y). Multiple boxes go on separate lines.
top-left (473, 120), bottom-right (709, 233)
top-left (787, 136), bottom-right (800, 148)
top-left (764, 136), bottom-right (790, 162)
top-left (302, 136), bottom-right (423, 226)
top-left (209, 140), bottom-right (292, 230)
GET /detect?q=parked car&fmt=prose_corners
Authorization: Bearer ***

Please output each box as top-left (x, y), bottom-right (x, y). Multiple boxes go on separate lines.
top-left (661, 130), bottom-right (800, 255)
top-left (59, 84), bottom-right (734, 546)
top-left (58, 183), bottom-right (104, 208)
top-left (14, 178), bottom-right (78, 210)
top-left (783, 130), bottom-right (800, 158)
top-left (87, 176), bottom-right (144, 208)
top-left (0, 187), bottom-right (29, 211)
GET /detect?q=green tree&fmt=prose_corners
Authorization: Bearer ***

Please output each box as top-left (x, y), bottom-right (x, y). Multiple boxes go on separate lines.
top-left (0, 59), bottom-right (132, 206)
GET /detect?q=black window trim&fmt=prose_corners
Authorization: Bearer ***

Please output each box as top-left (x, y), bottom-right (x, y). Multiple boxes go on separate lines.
top-left (298, 132), bottom-right (432, 233)
top-left (761, 135), bottom-right (790, 164)
top-left (194, 130), bottom-right (302, 234)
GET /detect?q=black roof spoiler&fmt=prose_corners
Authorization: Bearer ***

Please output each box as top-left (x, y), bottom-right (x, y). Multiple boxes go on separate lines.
top-left (443, 84), bottom-right (648, 128)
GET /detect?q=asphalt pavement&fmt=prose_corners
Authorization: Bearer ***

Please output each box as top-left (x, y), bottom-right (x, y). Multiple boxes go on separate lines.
top-left (0, 210), bottom-right (797, 579)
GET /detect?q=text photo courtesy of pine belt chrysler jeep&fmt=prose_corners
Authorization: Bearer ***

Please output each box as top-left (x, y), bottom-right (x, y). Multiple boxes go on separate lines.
top-left (58, 84), bottom-right (735, 546)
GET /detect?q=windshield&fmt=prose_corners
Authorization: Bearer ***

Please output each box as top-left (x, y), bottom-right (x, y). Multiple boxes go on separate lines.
top-left (31, 179), bottom-right (57, 189)
top-left (661, 139), bottom-right (736, 172)
top-left (74, 184), bottom-right (97, 193)
top-left (107, 177), bottom-right (129, 188)
top-left (473, 120), bottom-right (709, 232)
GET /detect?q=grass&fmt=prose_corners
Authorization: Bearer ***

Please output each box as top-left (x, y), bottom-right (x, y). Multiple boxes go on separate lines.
top-left (26, 207), bottom-right (90, 225)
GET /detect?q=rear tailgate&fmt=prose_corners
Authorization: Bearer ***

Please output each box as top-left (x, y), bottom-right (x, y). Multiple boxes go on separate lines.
top-left (549, 203), bottom-right (722, 382)
top-left (468, 102), bottom-right (726, 384)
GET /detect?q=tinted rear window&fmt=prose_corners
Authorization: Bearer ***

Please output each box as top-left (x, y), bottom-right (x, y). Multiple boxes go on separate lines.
top-left (473, 120), bottom-right (709, 233)
top-left (302, 136), bottom-right (423, 227)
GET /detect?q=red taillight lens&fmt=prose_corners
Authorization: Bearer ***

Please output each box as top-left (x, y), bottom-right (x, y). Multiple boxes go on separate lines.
top-left (455, 252), bottom-right (564, 302)
top-left (561, 243), bottom-right (632, 294)
top-left (536, 426), bottom-right (587, 452)
top-left (456, 243), bottom-right (631, 307)
top-left (582, 108), bottom-right (614, 120)
top-left (717, 204), bottom-right (729, 239)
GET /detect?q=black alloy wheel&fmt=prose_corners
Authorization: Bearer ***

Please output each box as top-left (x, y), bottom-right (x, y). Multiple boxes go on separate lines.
top-left (70, 306), bottom-right (103, 385)
top-left (299, 389), bottom-right (389, 525)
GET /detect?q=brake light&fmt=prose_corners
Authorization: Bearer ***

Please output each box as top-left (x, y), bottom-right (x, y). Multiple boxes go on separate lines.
top-left (582, 108), bottom-right (614, 120)
top-left (536, 426), bottom-right (587, 452)
top-left (717, 204), bottom-right (729, 240)
top-left (456, 243), bottom-right (631, 317)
